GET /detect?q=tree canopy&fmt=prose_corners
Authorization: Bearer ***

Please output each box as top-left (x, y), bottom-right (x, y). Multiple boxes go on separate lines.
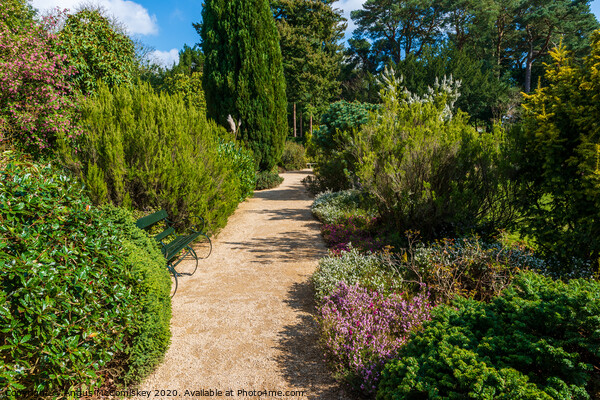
top-left (57, 8), bottom-right (137, 95)
top-left (346, 0), bottom-right (598, 95)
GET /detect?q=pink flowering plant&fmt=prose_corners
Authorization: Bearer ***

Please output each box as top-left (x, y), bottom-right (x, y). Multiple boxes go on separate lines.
top-left (0, 5), bottom-right (80, 153)
top-left (322, 214), bottom-right (388, 254)
top-left (317, 281), bottom-right (431, 394)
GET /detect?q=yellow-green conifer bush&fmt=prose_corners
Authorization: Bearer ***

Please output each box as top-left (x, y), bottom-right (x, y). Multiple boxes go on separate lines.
top-left (512, 32), bottom-right (600, 266)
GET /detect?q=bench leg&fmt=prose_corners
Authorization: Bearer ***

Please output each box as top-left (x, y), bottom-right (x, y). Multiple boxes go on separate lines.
top-left (185, 246), bottom-right (199, 276)
top-left (166, 264), bottom-right (178, 297)
top-left (194, 233), bottom-right (212, 260)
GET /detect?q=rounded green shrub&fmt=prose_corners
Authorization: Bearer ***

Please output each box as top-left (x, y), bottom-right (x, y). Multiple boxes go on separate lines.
top-left (98, 206), bottom-right (171, 385)
top-left (280, 141), bottom-right (306, 171)
top-left (377, 271), bottom-right (600, 400)
top-left (307, 101), bottom-right (379, 192)
top-left (0, 155), bottom-right (171, 398)
top-left (313, 100), bottom-right (379, 155)
top-left (255, 170), bottom-right (283, 190)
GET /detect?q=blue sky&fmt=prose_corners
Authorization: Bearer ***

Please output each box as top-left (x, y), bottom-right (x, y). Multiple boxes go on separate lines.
top-left (28, 0), bottom-right (600, 68)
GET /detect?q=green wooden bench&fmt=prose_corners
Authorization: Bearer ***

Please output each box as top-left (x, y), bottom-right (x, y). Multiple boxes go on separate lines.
top-left (136, 210), bottom-right (212, 297)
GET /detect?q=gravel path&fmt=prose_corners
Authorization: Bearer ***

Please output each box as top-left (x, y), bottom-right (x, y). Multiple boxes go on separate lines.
top-left (134, 170), bottom-right (351, 400)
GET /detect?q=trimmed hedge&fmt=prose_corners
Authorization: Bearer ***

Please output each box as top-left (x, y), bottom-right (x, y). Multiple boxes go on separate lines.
top-left (377, 271), bottom-right (600, 400)
top-left (0, 154), bottom-right (170, 398)
top-left (99, 206), bottom-right (171, 385)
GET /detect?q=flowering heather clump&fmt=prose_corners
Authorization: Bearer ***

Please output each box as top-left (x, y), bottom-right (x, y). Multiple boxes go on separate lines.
top-left (0, 6), bottom-right (80, 153)
top-left (311, 189), bottom-right (369, 224)
top-left (312, 247), bottom-right (403, 303)
top-left (317, 282), bottom-right (431, 394)
top-left (322, 214), bottom-right (386, 254)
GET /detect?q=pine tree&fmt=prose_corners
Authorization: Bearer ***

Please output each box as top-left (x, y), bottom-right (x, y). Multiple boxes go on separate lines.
top-left (197, 0), bottom-right (288, 171)
top-left (271, 0), bottom-right (346, 132)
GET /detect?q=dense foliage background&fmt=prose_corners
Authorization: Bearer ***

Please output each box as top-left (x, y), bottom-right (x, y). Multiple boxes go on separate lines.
top-left (58, 81), bottom-right (251, 234)
top-left (1, 0), bottom-right (600, 397)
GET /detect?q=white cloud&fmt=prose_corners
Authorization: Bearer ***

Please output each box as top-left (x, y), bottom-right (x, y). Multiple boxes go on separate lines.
top-left (336, 0), bottom-right (366, 37)
top-left (29, 0), bottom-right (159, 35)
top-left (150, 48), bottom-right (179, 68)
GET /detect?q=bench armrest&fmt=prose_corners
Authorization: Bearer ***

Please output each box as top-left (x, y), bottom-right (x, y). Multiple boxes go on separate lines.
top-left (181, 215), bottom-right (206, 234)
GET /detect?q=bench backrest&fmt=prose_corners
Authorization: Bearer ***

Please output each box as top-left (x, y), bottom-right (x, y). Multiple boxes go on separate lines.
top-left (135, 209), bottom-right (169, 230)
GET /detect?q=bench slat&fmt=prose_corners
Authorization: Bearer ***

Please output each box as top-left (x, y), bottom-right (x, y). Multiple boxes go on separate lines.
top-left (155, 226), bottom-right (175, 242)
top-left (135, 209), bottom-right (169, 230)
top-left (162, 231), bottom-right (203, 261)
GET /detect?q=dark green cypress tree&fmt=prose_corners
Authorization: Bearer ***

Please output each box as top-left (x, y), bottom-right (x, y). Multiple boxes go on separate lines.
top-left (197, 0), bottom-right (288, 171)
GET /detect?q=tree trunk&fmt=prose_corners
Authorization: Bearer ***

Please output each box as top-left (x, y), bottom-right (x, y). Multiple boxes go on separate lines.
top-left (309, 114), bottom-right (313, 136)
top-left (299, 111), bottom-right (303, 138)
top-left (293, 103), bottom-right (297, 137)
top-left (525, 44), bottom-right (533, 93)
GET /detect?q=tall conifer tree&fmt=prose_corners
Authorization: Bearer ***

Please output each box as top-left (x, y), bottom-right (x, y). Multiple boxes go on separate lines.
top-left (197, 0), bottom-right (287, 171)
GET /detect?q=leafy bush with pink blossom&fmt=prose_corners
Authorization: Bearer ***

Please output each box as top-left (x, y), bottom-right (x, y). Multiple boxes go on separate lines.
top-left (317, 282), bottom-right (431, 395)
top-left (0, 4), bottom-right (79, 153)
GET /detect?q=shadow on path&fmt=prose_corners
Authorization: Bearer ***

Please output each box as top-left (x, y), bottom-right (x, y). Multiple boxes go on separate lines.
top-left (225, 230), bottom-right (325, 264)
top-left (274, 281), bottom-right (358, 400)
top-left (253, 177), bottom-right (313, 202)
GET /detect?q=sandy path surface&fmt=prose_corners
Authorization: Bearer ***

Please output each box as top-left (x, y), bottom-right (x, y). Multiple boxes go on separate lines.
top-left (134, 171), bottom-right (351, 400)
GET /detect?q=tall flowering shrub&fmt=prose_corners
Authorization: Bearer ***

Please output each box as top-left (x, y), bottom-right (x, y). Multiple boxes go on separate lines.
top-left (0, 5), bottom-right (78, 153)
top-left (317, 282), bottom-right (431, 394)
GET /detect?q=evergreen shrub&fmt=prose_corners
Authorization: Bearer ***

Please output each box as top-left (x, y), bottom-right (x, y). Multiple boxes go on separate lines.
top-left (354, 71), bottom-right (512, 239)
top-left (513, 35), bottom-right (600, 263)
top-left (59, 81), bottom-right (246, 233)
top-left (313, 100), bottom-right (379, 155)
top-left (308, 100), bottom-right (379, 192)
top-left (0, 155), bottom-right (171, 398)
top-left (377, 271), bottom-right (600, 400)
top-left (280, 140), bottom-right (306, 171)
top-left (217, 139), bottom-right (256, 201)
top-left (57, 8), bottom-right (137, 95)
top-left (255, 170), bottom-right (283, 190)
